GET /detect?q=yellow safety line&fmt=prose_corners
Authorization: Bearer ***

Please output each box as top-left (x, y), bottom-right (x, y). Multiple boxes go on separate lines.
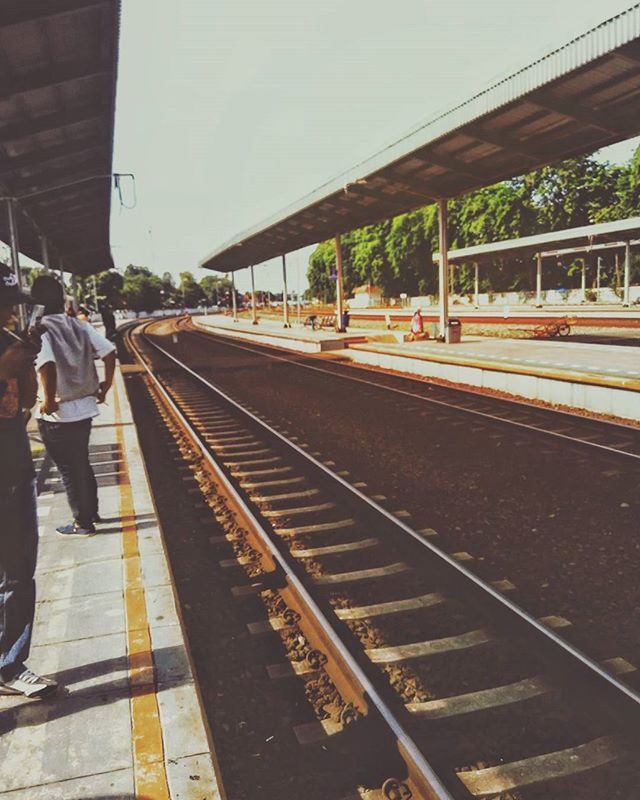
top-left (114, 378), bottom-right (170, 799)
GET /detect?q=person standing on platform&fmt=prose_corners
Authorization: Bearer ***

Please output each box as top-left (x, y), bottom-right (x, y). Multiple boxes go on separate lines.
top-left (31, 275), bottom-right (116, 537)
top-left (100, 302), bottom-right (117, 341)
top-left (0, 265), bottom-right (58, 698)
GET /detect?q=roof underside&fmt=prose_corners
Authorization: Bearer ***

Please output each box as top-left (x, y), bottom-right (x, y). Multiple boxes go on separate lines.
top-left (433, 216), bottom-right (640, 263)
top-left (0, 0), bottom-right (120, 276)
top-left (201, 4), bottom-right (640, 273)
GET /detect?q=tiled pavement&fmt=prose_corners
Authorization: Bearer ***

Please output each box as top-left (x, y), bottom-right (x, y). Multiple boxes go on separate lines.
top-left (0, 366), bottom-right (223, 800)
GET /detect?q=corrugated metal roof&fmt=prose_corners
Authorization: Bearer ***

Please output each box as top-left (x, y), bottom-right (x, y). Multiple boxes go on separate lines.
top-left (0, 1), bottom-right (120, 275)
top-left (200, 4), bottom-right (640, 273)
top-left (432, 217), bottom-right (640, 263)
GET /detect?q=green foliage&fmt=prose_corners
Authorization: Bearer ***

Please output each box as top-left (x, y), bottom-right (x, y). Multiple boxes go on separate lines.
top-left (122, 265), bottom-right (164, 311)
top-left (524, 157), bottom-right (620, 229)
top-left (308, 241), bottom-right (337, 303)
top-left (23, 266), bottom-right (46, 287)
top-left (178, 271), bottom-right (206, 307)
top-left (200, 274), bottom-right (231, 304)
top-left (306, 147), bottom-right (640, 299)
top-left (95, 270), bottom-right (124, 305)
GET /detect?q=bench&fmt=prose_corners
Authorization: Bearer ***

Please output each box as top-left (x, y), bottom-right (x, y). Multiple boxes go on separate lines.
top-left (303, 313), bottom-right (338, 330)
top-left (319, 314), bottom-right (337, 329)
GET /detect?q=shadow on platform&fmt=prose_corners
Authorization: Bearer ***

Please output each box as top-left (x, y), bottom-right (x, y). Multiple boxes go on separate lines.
top-left (0, 646), bottom-right (189, 736)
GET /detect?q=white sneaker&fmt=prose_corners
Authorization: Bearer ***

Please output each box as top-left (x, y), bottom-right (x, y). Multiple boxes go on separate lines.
top-left (0, 667), bottom-right (58, 698)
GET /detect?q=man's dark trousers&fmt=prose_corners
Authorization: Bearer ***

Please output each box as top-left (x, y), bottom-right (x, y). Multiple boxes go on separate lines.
top-left (38, 418), bottom-right (98, 528)
top-left (0, 479), bottom-right (38, 682)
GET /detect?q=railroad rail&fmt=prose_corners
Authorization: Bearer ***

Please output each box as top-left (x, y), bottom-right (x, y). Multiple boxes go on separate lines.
top-left (124, 318), bottom-right (640, 799)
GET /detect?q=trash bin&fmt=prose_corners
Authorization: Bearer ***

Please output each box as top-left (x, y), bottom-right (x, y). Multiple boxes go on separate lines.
top-left (447, 318), bottom-right (461, 344)
top-left (340, 312), bottom-right (350, 330)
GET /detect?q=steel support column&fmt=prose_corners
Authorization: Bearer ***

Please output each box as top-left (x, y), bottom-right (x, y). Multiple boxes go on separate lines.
top-left (250, 265), bottom-right (258, 324)
top-left (231, 272), bottom-right (238, 322)
top-left (581, 258), bottom-right (586, 301)
top-left (281, 254), bottom-right (290, 328)
top-left (70, 273), bottom-right (79, 312)
top-left (474, 262), bottom-right (479, 309)
top-left (623, 241), bottom-right (631, 307)
top-left (335, 234), bottom-right (346, 332)
top-left (535, 253), bottom-right (542, 307)
top-left (7, 199), bottom-right (26, 328)
top-left (296, 256), bottom-right (302, 325)
top-left (437, 199), bottom-right (449, 339)
top-left (596, 256), bottom-right (602, 296)
top-left (40, 235), bottom-right (51, 273)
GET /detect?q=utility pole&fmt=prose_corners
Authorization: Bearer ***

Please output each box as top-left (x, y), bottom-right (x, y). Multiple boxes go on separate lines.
top-left (437, 199), bottom-right (449, 339)
top-left (282, 254), bottom-right (290, 328)
top-left (250, 266), bottom-right (258, 324)
top-left (335, 234), bottom-right (346, 332)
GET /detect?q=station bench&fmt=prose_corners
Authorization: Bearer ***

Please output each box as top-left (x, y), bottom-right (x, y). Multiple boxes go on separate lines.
top-left (303, 314), bottom-right (337, 330)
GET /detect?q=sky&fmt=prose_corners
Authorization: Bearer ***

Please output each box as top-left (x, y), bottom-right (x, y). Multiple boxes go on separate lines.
top-left (108, 0), bottom-right (640, 294)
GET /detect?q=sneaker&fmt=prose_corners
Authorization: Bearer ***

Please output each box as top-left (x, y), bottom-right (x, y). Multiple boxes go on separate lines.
top-left (74, 514), bottom-right (101, 526)
top-left (0, 668), bottom-right (58, 699)
top-left (56, 522), bottom-right (96, 537)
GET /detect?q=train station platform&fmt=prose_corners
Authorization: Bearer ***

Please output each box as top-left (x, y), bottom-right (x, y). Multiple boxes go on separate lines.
top-left (195, 313), bottom-right (366, 352)
top-left (193, 314), bottom-right (640, 421)
top-left (0, 365), bottom-right (223, 799)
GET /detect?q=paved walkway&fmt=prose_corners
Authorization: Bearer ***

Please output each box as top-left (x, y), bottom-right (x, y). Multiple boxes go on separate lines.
top-left (0, 365), bottom-right (222, 799)
top-left (398, 337), bottom-right (640, 382)
top-left (197, 313), bottom-right (363, 342)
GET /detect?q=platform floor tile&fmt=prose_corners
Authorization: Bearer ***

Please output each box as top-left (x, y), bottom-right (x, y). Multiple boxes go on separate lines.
top-left (0, 767), bottom-right (134, 799)
top-left (0, 364), bottom-right (222, 800)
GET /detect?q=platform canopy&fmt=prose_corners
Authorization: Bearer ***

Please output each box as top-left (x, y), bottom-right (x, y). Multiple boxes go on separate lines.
top-left (200, 5), bottom-right (640, 273)
top-left (0, 1), bottom-right (120, 275)
top-left (432, 217), bottom-right (640, 264)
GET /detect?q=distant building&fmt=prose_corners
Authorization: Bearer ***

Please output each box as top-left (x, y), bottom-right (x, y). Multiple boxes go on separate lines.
top-left (349, 284), bottom-right (383, 308)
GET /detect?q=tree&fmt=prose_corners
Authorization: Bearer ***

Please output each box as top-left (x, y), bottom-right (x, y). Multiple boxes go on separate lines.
top-left (616, 142), bottom-right (640, 218)
top-left (95, 270), bottom-right (124, 306)
top-left (178, 271), bottom-right (205, 307)
top-left (350, 223), bottom-right (392, 294)
top-left (157, 272), bottom-right (178, 307)
top-left (308, 241), bottom-right (337, 302)
top-left (523, 157), bottom-right (618, 230)
top-left (200, 274), bottom-right (232, 305)
top-left (386, 209), bottom-right (436, 295)
top-left (23, 266), bottom-right (46, 287)
top-left (122, 265), bottom-right (163, 311)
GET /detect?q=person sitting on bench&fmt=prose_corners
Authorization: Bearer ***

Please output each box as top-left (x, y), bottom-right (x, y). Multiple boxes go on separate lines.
top-left (407, 308), bottom-right (427, 341)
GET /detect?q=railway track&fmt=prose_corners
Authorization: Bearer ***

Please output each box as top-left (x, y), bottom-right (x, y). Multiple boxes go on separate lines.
top-left (181, 318), bottom-right (640, 464)
top-left (125, 319), bottom-right (640, 800)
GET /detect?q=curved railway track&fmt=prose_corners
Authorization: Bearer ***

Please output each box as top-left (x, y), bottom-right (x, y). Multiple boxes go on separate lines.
top-left (125, 318), bottom-right (640, 800)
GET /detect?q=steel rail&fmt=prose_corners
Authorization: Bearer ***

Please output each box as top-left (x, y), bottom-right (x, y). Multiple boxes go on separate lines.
top-left (126, 322), bottom-right (455, 800)
top-left (185, 321), bottom-right (640, 460)
top-left (141, 320), bottom-right (640, 713)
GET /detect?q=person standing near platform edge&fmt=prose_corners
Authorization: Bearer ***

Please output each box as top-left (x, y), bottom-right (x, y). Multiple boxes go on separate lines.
top-left (0, 265), bottom-right (58, 699)
top-left (31, 275), bottom-right (116, 537)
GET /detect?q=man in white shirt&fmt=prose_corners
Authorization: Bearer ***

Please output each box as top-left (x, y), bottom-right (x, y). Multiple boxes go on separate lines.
top-left (32, 276), bottom-right (116, 536)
